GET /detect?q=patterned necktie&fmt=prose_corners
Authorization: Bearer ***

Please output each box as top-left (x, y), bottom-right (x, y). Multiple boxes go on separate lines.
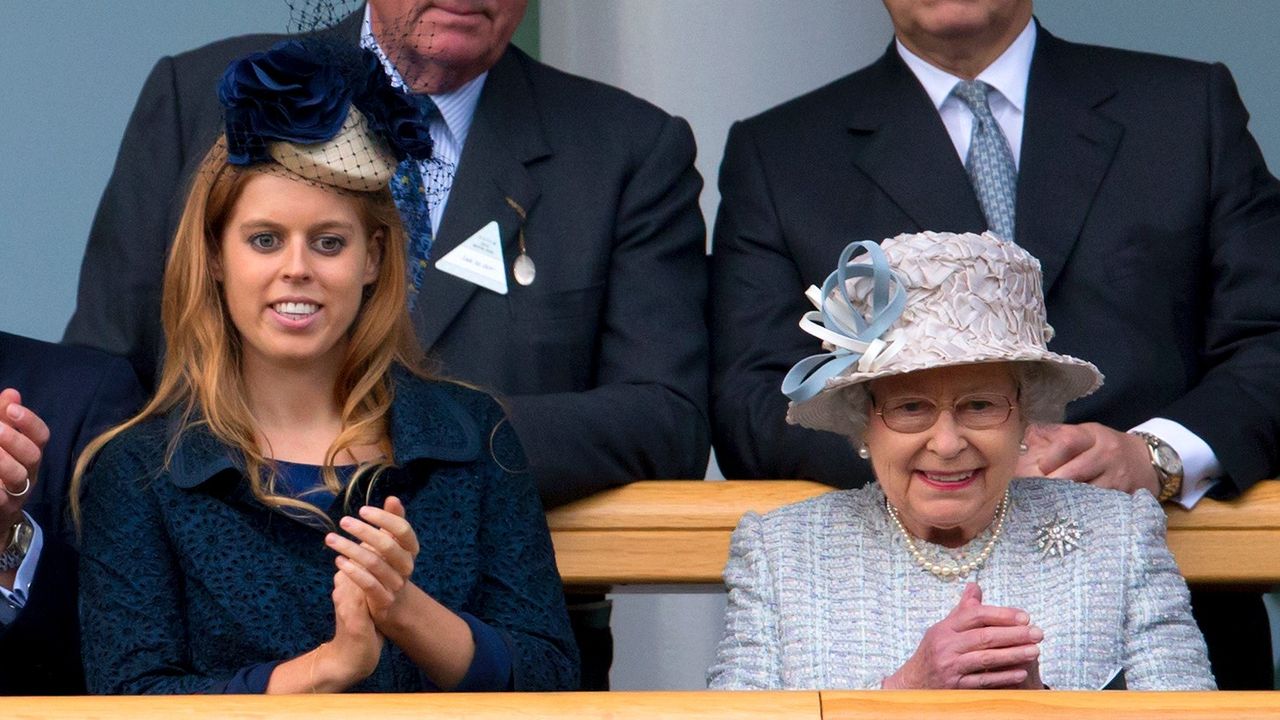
top-left (389, 93), bottom-right (440, 311)
top-left (952, 80), bottom-right (1017, 243)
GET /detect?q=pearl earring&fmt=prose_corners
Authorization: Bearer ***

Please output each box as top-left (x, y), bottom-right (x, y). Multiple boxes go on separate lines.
top-left (857, 445), bottom-right (870, 460)
top-left (1019, 442), bottom-right (1029, 455)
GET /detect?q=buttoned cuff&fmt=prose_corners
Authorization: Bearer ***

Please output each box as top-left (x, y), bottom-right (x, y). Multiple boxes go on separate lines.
top-left (1130, 418), bottom-right (1222, 509)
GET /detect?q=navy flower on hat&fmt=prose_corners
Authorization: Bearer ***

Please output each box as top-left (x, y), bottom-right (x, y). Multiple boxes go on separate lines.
top-left (218, 39), bottom-right (434, 170)
top-left (219, 40), bottom-right (353, 165)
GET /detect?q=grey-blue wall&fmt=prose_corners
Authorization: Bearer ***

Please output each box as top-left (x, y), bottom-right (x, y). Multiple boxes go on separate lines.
top-left (0, 2), bottom-right (294, 342)
top-left (4, 1), bottom-right (1280, 344)
top-left (1036, 0), bottom-right (1280, 164)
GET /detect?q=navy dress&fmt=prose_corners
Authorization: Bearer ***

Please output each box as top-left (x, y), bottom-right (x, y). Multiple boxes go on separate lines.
top-left (78, 370), bottom-right (578, 693)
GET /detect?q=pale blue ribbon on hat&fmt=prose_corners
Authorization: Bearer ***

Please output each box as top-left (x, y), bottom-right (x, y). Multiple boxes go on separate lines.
top-left (781, 241), bottom-right (908, 403)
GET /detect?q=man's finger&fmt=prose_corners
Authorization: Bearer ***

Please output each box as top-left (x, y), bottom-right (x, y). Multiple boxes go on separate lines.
top-left (0, 418), bottom-right (44, 472)
top-left (1045, 451), bottom-right (1107, 484)
top-left (4, 402), bottom-right (51, 451)
top-left (1031, 425), bottom-right (1095, 475)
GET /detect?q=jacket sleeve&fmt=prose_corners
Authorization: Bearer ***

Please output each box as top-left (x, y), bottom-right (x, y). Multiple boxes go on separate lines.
top-left (63, 56), bottom-right (188, 391)
top-left (505, 113), bottom-right (710, 507)
top-left (1161, 63), bottom-right (1280, 491)
top-left (706, 512), bottom-right (783, 689)
top-left (709, 120), bottom-right (871, 487)
top-left (471, 403), bottom-right (580, 690)
top-left (1121, 490), bottom-right (1216, 690)
top-left (78, 435), bottom-right (258, 694)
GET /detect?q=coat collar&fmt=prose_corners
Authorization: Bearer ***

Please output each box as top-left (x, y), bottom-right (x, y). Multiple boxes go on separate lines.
top-left (844, 24), bottom-right (1122, 294)
top-left (409, 45), bottom-right (551, 349)
top-left (843, 42), bottom-right (989, 237)
top-left (167, 368), bottom-right (481, 489)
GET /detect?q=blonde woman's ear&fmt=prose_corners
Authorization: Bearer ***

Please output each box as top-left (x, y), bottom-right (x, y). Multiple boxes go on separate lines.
top-left (364, 228), bottom-right (385, 284)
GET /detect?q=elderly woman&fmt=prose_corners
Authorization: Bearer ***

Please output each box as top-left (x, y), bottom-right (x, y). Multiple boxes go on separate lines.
top-left (707, 232), bottom-right (1213, 691)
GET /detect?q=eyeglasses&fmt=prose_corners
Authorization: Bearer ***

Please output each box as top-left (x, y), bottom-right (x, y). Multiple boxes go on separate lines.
top-left (874, 393), bottom-right (1016, 433)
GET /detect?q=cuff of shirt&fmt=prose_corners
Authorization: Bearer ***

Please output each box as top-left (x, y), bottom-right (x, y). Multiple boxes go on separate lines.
top-left (0, 511), bottom-right (44, 625)
top-left (1130, 418), bottom-right (1222, 509)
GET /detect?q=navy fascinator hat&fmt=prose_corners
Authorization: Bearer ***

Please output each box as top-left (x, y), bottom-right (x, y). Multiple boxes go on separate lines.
top-left (218, 38), bottom-right (434, 193)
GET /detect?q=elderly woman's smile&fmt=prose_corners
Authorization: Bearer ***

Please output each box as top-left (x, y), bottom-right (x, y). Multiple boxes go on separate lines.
top-left (866, 362), bottom-right (1024, 548)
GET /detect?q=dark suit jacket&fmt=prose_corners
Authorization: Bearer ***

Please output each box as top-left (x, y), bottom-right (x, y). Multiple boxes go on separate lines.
top-left (710, 26), bottom-right (1280, 493)
top-left (0, 332), bottom-right (143, 694)
top-left (65, 16), bottom-right (709, 507)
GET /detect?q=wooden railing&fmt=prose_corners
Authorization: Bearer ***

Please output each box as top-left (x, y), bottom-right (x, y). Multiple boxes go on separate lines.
top-left (546, 480), bottom-right (1280, 587)
top-left (8, 691), bottom-right (1279, 719)
top-left (820, 690), bottom-right (1280, 719)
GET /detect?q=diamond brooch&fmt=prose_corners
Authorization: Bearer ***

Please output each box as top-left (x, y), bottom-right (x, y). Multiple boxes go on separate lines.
top-left (1033, 516), bottom-right (1082, 559)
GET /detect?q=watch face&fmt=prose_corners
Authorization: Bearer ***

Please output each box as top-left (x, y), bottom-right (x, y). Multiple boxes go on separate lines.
top-left (9, 520), bottom-right (33, 555)
top-left (1155, 444), bottom-right (1183, 475)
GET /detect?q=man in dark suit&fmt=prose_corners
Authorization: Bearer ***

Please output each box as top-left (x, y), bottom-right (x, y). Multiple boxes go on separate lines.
top-left (64, 1), bottom-right (707, 689)
top-left (710, 0), bottom-right (1280, 689)
top-left (0, 332), bottom-right (143, 694)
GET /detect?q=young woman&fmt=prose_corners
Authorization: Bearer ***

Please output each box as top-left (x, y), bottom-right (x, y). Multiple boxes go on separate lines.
top-left (72, 40), bottom-right (577, 694)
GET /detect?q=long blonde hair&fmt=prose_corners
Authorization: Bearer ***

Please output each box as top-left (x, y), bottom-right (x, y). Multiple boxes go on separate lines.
top-left (71, 139), bottom-right (425, 526)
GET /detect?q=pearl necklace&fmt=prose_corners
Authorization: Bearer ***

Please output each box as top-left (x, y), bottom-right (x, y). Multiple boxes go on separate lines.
top-left (885, 489), bottom-right (1011, 580)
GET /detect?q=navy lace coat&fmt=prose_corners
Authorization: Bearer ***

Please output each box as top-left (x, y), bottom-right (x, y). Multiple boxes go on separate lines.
top-left (78, 372), bottom-right (578, 693)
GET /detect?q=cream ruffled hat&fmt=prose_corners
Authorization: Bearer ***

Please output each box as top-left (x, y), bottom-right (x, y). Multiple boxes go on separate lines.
top-left (783, 231), bottom-right (1103, 436)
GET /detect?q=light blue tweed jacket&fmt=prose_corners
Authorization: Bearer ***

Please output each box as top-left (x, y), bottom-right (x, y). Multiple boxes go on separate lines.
top-left (707, 478), bottom-right (1214, 690)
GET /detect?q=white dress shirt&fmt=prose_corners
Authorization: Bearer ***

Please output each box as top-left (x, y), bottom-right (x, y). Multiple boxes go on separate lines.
top-left (897, 19), bottom-right (1220, 507)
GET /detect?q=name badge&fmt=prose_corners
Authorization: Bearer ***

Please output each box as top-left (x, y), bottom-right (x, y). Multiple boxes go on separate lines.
top-left (435, 221), bottom-right (508, 295)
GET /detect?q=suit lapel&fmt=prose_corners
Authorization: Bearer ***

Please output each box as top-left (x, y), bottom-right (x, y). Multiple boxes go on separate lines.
top-left (410, 48), bottom-right (550, 349)
top-left (1017, 28), bottom-right (1122, 292)
top-left (846, 46), bottom-right (988, 236)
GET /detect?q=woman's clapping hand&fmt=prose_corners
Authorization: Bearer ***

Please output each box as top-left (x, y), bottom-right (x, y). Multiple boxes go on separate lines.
top-left (882, 582), bottom-right (1044, 690)
top-left (326, 496), bottom-right (423, 630)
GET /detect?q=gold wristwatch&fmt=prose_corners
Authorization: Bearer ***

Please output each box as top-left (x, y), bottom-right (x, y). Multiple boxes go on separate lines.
top-left (0, 517), bottom-right (33, 572)
top-left (1132, 431), bottom-right (1184, 503)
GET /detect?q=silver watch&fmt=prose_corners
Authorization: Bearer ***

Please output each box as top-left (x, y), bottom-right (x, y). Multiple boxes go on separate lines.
top-left (0, 518), bottom-right (33, 572)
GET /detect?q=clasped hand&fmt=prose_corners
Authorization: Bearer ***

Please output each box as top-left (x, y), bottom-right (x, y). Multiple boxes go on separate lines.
top-left (320, 497), bottom-right (423, 684)
top-left (883, 583), bottom-right (1044, 690)
top-left (326, 496), bottom-right (422, 626)
top-left (0, 389), bottom-right (49, 531)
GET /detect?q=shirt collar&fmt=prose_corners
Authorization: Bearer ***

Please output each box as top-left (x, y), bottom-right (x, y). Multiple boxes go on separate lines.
top-left (895, 16), bottom-right (1036, 112)
top-left (167, 368), bottom-right (481, 489)
top-left (360, 4), bottom-right (487, 149)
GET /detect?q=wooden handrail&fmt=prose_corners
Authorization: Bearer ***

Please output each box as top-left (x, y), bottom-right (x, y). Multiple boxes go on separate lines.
top-left (4, 692), bottom-right (820, 719)
top-left (820, 690), bottom-right (1280, 719)
top-left (7, 691), bottom-right (1277, 719)
top-left (547, 480), bottom-right (1280, 586)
